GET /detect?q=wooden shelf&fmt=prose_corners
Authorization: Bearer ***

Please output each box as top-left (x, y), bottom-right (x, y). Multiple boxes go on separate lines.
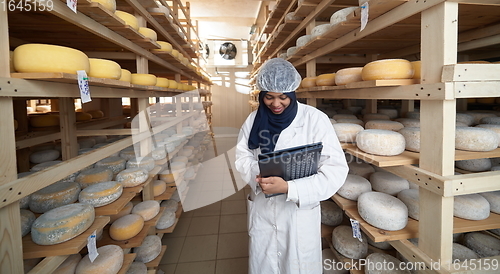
top-left (145, 245), bottom-right (167, 268)
top-left (23, 216), bottom-right (110, 259)
top-left (95, 189), bottom-right (138, 216)
top-left (331, 194), bottom-right (357, 210)
top-left (127, 176), bottom-right (156, 194)
top-left (117, 253), bottom-right (137, 274)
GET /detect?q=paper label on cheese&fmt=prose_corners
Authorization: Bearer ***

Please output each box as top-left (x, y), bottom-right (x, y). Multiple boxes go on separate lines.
top-left (77, 70), bottom-right (92, 103)
top-left (67, 0), bottom-right (77, 13)
top-left (360, 3), bottom-right (369, 31)
top-left (87, 231), bottom-right (99, 263)
top-left (350, 218), bottom-right (363, 242)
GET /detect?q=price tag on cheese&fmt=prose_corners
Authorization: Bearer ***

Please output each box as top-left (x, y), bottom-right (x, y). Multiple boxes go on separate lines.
top-left (87, 230), bottom-right (99, 262)
top-left (77, 70), bottom-right (92, 103)
top-left (67, 0), bottom-right (78, 13)
top-left (360, 2), bottom-right (369, 32)
top-left (350, 218), bottom-right (363, 242)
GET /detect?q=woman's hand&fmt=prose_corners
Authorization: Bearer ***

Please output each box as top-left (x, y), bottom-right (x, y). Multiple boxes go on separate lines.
top-left (256, 176), bottom-right (288, 195)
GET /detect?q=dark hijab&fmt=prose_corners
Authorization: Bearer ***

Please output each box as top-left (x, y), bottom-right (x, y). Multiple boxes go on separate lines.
top-left (248, 91), bottom-right (298, 153)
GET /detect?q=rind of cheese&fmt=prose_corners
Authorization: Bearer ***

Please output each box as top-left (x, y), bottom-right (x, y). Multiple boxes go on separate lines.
top-left (88, 58), bottom-right (121, 80)
top-left (138, 27), bottom-right (157, 41)
top-left (332, 123), bottom-right (364, 143)
top-left (156, 209), bottom-right (176, 230)
top-left (455, 194), bottom-right (491, 220)
top-left (76, 167), bottom-right (114, 189)
top-left (90, 0), bottom-right (116, 12)
top-left (362, 59), bottom-right (414, 81)
top-left (29, 181), bottom-right (81, 213)
top-left (133, 235), bottom-right (162, 263)
top-left (156, 77), bottom-right (170, 88)
top-left (397, 189), bottom-right (420, 220)
top-left (301, 77), bottom-right (317, 88)
top-left (115, 10), bottom-right (138, 30)
top-left (335, 67), bottom-right (363, 86)
top-left (296, 35), bottom-right (312, 47)
top-left (153, 180), bottom-right (167, 197)
top-left (463, 232), bottom-right (500, 258)
top-left (358, 191), bottom-right (408, 231)
top-left (398, 127), bottom-right (421, 152)
top-left (152, 41), bottom-right (173, 52)
top-left (30, 149), bottom-right (60, 164)
top-left (331, 225), bottom-right (367, 259)
top-left (31, 203), bottom-right (95, 245)
top-left (79, 181), bottom-right (123, 207)
top-left (316, 73), bottom-right (336, 86)
top-left (95, 156), bottom-right (126, 175)
top-left (365, 120), bottom-right (404, 132)
top-left (53, 253), bottom-right (82, 274)
top-left (478, 191), bottom-right (500, 214)
top-left (76, 112), bottom-right (93, 121)
top-left (126, 156), bottom-right (155, 171)
top-left (453, 243), bottom-right (479, 262)
top-left (330, 7), bottom-right (357, 25)
top-left (320, 200), bottom-right (343, 227)
top-left (119, 69), bottom-right (132, 82)
top-left (337, 174), bottom-right (371, 201)
top-left (132, 200), bottom-right (160, 221)
top-left (131, 74), bottom-right (157, 86)
top-left (29, 115), bottom-right (60, 127)
top-left (110, 201), bottom-right (134, 224)
top-left (456, 158), bottom-right (492, 172)
top-left (21, 209), bottom-right (36, 237)
top-left (286, 46), bottom-right (298, 57)
top-left (347, 161), bottom-right (375, 179)
top-left (75, 245), bottom-right (124, 274)
top-left (116, 168), bottom-right (149, 187)
top-left (109, 214), bottom-right (144, 241)
top-left (356, 129), bottom-right (406, 156)
top-left (13, 44), bottom-right (90, 74)
top-left (311, 24), bottom-right (332, 38)
top-left (126, 262), bottom-right (148, 274)
top-left (369, 171), bottom-right (409, 196)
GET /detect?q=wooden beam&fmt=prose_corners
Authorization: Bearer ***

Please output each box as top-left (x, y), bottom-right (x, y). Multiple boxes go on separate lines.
top-left (59, 98), bottom-right (78, 160)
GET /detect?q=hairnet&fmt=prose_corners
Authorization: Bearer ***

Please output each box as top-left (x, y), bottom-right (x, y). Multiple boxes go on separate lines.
top-left (256, 58), bottom-right (302, 93)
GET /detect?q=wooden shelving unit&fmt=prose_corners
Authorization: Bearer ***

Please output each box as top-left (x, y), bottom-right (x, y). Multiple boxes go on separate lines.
top-left (117, 253), bottom-right (137, 274)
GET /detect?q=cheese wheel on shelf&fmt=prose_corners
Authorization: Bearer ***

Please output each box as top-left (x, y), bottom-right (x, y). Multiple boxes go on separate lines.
top-left (320, 200), bottom-right (343, 226)
top-left (479, 191), bottom-right (500, 214)
top-left (75, 167), bottom-right (114, 189)
top-left (378, 108), bottom-right (398, 119)
top-left (361, 59), bottom-right (414, 81)
top-left (95, 156), bottom-right (126, 175)
top-left (337, 174), bottom-right (371, 201)
top-left (31, 203), bottom-right (95, 245)
top-left (138, 27), bottom-right (157, 41)
top-left (119, 147), bottom-right (136, 160)
top-left (156, 209), bottom-right (176, 230)
top-left (365, 120), bottom-right (404, 131)
top-left (397, 189), bottom-right (420, 221)
top-left (29, 114), bottom-right (60, 127)
top-left (156, 77), bottom-right (170, 88)
top-left (133, 235), bottom-right (162, 263)
top-left (331, 225), bottom-right (367, 259)
top-left (152, 41), bottom-right (173, 52)
top-left (411, 60), bottom-right (421, 79)
top-left (168, 80), bottom-right (178, 89)
top-left (463, 232), bottom-right (500, 258)
top-left (296, 35), bottom-right (312, 47)
top-left (79, 181), bottom-right (123, 207)
top-left (398, 127), bottom-right (421, 152)
top-left (286, 46), bottom-right (298, 57)
top-left (126, 156), bottom-right (155, 171)
top-left (158, 172), bottom-right (175, 184)
top-left (87, 110), bottom-right (105, 119)
top-left (356, 129), bottom-right (406, 156)
top-left (332, 123), bottom-right (364, 143)
top-left (395, 118), bottom-right (420, 128)
top-left (358, 191), bottom-right (408, 231)
top-left (116, 167), bottom-right (149, 187)
top-left (315, 73), bottom-right (336, 86)
top-left (369, 171), bottom-right (410, 196)
top-left (20, 209), bottom-right (36, 237)
top-left (330, 7), bottom-right (357, 26)
top-left (126, 262), bottom-right (147, 274)
top-left (13, 44), bottom-right (90, 74)
top-left (455, 158), bottom-right (492, 172)
top-left (171, 49), bottom-right (179, 58)
top-left (455, 127), bottom-right (499, 152)
top-left (153, 180), bottom-right (167, 197)
top-left (131, 73), bottom-right (157, 86)
top-left (53, 253), bottom-right (82, 274)
top-left (90, 0), bottom-right (116, 12)
top-left (453, 243), bottom-right (479, 262)
top-left (29, 149), bottom-right (60, 164)
top-left (115, 11), bottom-right (138, 30)
top-left (311, 23), bottom-right (332, 38)
top-left (109, 213), bottom-right (144, 241)
top-left (76, 112), bottom-right (93, 121)
top-left (363, 113), bottom-right (390, 122)
top-left (347, 161), bottom-right (375, 179)
top-left (88, 58), bottom-right (121, 80)
top-left (335, 67), bottom-right (364, 86)
top-left (29, 181), bottom-right (81, 213)
top-left (119, 69), bottom-right (132, 82)
top-left (301, 77), bottom-right (317, 88)
top-left (454, 194), bottom-right (490, 220)
top-left (75, 245), bottom-right (124, 274)
top-left (132, 200), bottom-right (160, 221)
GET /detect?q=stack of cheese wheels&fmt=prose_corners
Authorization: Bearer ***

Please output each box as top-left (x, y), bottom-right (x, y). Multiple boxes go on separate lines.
top-left (75, 245), bottom-right (124, 274)
top-left (397, 189), bottom-right (420, 220)
top-left (53, 254), bottom-right (81, 274)
top-left (109, 202), bottom-right (133, 223)
top-left (29, 181), bottom-right (81, 213)
top-left (455, 127), bottom-right (499, 152)
top-left (369, 171), bottom-right (409, 196)
top-left (132, 200), bottom-right (160, 221)
top-left (109, 213), bottom-right (144, 240)
top-left (134, 235), bottom-right (162, 263)
top-left (88, 58), bottom-right (121, 80)
top-left (29, 114), bottom-right (60, 127)
top-left (13, 44), bottom-right (90, 74)
top-left (356, 129), bottom-right (406, 156)
top-left (398, 127), bottom-right (421, 152)
top-left (116, 167), bottom-right (149, 187)
top-left (454, 194), bottom-right (490, 220)
top-left (20, 209), bottom-right (36, 237)
top-left (331, 225), bottom-right (368, 259)
top-left (337, 174), bottom-right (371, 201)
top-left (79, 181), bottom-right (123, 207)
top-left (131, 73), bottom-right (157, 86)
top-left (320, 200), bottom-right (343, 226)
top-left (90, 0), bottom-right (116, 12)
top-left (301, 77), bottom-right (317, 88)
top-left (315, 73), bottom-right (336, 86)
top-left (115, 11), bottom-right (138, 30)
top-left (119, 69), bottom-right (132, 82)
top-left (76, 167), bottom-right (114, 188)
top-left (29, 149), bottom-right (60, 164)
top-left (31, 203), bottom-right (95, 245)
top-left (361, 59), bottom-right (414, 81)
top-left (358, 191), bottom-right (408, 231)
top-left (138, 27), bottom-right (157, 41)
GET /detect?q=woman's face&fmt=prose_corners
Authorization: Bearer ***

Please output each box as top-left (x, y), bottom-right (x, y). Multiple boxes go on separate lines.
top-left (263, 92), bottom-right (291, 114)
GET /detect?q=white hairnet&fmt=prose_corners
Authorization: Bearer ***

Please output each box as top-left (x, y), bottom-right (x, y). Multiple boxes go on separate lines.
top-left (256, 58), bottom-right (302, 93)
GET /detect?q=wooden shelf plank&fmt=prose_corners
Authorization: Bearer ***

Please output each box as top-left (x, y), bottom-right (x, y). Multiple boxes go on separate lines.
top-left (145, 245), bottom-right (167, 268)
top-left (332, 194), bottom-right (357, 210)
top-left (23, 216), bottom-right (110, 259)
top-left (117, 253), bottom-right (137, 274)
top-left (95, 189), bottom-right (137, 216)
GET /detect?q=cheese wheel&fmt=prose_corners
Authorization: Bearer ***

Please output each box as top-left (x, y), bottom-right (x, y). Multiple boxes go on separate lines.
top-left (378, 108), bottom-right (398, 119)
top-left (320, 200), bottom-right (343, 226)
top-left (330, 7), bottom-right (357, 25)
top-left (156, 209), bottom-right (176, 229)
top-left (463, 232), bottom-right (500, 258)
top-left (156, 77), bottom-right (170, 88)
top-left (134, 235), bottom-right (162, 263)
top-left (95, 156), bottom-right (126, 175)
top-left (119, 69), bottom-right (132, 82)
top-left (365, 253), bottom-right (409, 274)
top-left (53, 253), bottom-right (82, 274)
top-left (119, 147), bottom-right (136, 160)
top-left (362, 59), bottom-right (414, 81)
top-left (30, 161), bottom-right (80, 183)
top-left (456, 127), bottom-right (499, 152)
top-left (160, 199), bottom-right (179, 212)
top-left (285, 12), bottom-right (302, 22)
top-left (131, 74), bottom-right (157, 86)
top-left (79, 181), bottom-right (123, 207)
top-left (116, 168), bottom-right (149, 187)
top-left (29, 181), bottom-right (81, 213)
top-left (336, 118), bottom-right (364, 126)
top-left (88, 58), bottom-right (121, 80)
top-left (90, 0), bottom-right (115, 12)
top-left (465, 111), bottom-right (496, 125)
top-left (365, 120), bottom-right (404, 131)
top-left (153, 41), bottom-right (173, 52)
top-left (311, 24), bottom-right (332, 38)
top-left (301, 77), bottom-right (317, 88)
top-left (367, 237), bottom-right (393, 251)
top-left (363, 113), bottom-right (390, 122)
top-left (335, 67), bottom-right (363, 86)
top-left (331, 225), bottom-right (367, 259)
top-left (411, 61), bottom-right (421, 79)
top-left (356, 129), bottom-right (406, 156)
top-left (138, 27), bottom-right (157, 41)
top-left (405, 111), bottom-right (420, 119)
top-left (479, 191), bottom-right (500, 214)
top-left (76, 167), bottom-right (114, 189)
top-left (13, 44), bottom-right (90, 74)
top-left (126, 262), bottom-right (147, 274)
top-left (110, 202), bottom-right (134, 223)
top-left (21, 209), bottom-right (36, 237)
top-left (358, 191), bottom-right (408, 231)
top-left (453, 243), bottom-right (479, 262)
top-left (397, 189), bottom-right (420, 220)
top-left (126, 156), bottom-right (155, 171)
top-left (109, 214), bottom-right (144, 241)
top-left (76, 112), bottom-right (93, 121)
top-left (115, 11), bottom-right (138, 30)
top-left (337, 174), bottom-right (371, 201)
top-left (286, 46), bottom-right (298, 57)
top-left (153, 180), bottom-right (167, 196)
top-left (76, 245), bottom-right (124, 274)
top-left (87, 110), bottom-right (105, 119)
top-left (168, 80), bottom-right (178, 89)
top-left (316, 73), bottom-right (336, 86)
top-left (30, 115), bottom-right (60, 127)
top-left (479, 116), bottom-right (500, 125)
top-left (347, 161), bottom-right (375, 179)
top-left (454, 194), bottom-right (490, 220)
top-left (78, 138), bottom-right (96, 149)
top-left (332, 123), bottom-right (364, 143)
top-left (132, 200), bottom-right (160, 221)
top-left (31, 203), bottom-right (95, 245)
top-left (456, 158), bottom-right (492, 172)
top-left (296, 35), bottom-right (312, 47)
top-left (395, 118), bottom-right (420, 128)
top-left (370, 171), bottom-right (409, 196)
top-left (398, 127), bottom-right (421, 152)
top-left (30, 149), bottom-right (60, 164)
top-left (476, 124), bottom-right (500, 147)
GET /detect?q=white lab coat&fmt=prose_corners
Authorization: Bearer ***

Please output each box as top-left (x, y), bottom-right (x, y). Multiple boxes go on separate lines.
top-left (235, 102), bottom-right (349, 274)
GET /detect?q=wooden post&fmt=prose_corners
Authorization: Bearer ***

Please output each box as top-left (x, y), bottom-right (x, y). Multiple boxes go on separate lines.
top-left (418, 2), bottom-right (458, 269)
top-left (59, 98), bottom-right (78, 160)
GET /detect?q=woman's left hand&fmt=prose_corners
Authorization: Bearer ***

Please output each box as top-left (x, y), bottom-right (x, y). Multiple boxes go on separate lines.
top-left (257, 176), bottom-right (288, 195)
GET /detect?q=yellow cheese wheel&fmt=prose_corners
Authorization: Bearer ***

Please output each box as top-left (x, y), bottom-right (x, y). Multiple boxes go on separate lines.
top-left (29, 181), bottom-right (81, 213)
top-left (153, 180), bottom-right (167, 196)
top-left (139, 27), bottom-right (157, 41)
top-left (88, 58), bottom-right (121, 80)
top-left (171, 49), bottom-right (179, 58)
top-left (76, 112), bottom-right (93, 121)
top-left (109, 213), bottom-right (144, 241)
top-left (90, 0), bottom-right (116, 12)
top-left (301, 77), bottom-right (317, 88)
top-left (79, 181), bottom-right (123, 207)
top-left (75, 167), bottom-right (114, 189)
top-left (335, 67), bottom-right (363, 85)
top-left (316, 73), bottom-right (336, 86)
top-left (411, 61), bottom-right (421, 79)
top-left (168, 80), bottom-right (178, 89)
top-left (152, 41), bottom-right (173, 52)
top-left (119, 69), bottom-right (131, 82)
top-left (361, 59), bottom-right (414, 81)
top-left (53, 253), bottom-right (81, 274)
top-left (88, 110), bottom-right (104, 119)
top-left (31, 203), bottom-right (95, 245)
top-left (115, 11), bottom-right (138, 30)
top-left (132, 200), bottom-right (160, 221)
top-left (29, 114), bottom-right (60, 127)
top-left (131, 73), bottom-right (157, 86)
top-left (158, 173), bottom-right (175, 184)
top-left (76, 245), bottom-right (124, 274)
top-left (110, 202), bottom-right (134, 224)
top-left (14, 44), bottom-right (90, 74)
top-left (156, 77), bottom-right (170, 88)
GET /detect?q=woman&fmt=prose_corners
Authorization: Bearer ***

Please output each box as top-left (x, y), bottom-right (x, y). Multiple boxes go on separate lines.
top-left (235, 58), bottom-right (349, 274)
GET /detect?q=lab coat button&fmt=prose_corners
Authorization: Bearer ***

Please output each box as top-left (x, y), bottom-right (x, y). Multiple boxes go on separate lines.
top-left (270, 197), bottom-right (274, 201)
top-left (272, 225), bottom-right (277, 230)
top-left (277, 252), bottom-right (281, 256)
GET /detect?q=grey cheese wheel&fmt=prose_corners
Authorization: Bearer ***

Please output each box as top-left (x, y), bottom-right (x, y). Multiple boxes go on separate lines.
top-left (29, 181), bottom-right (81, 213)
top-left (331, 225), bottom-right (368, 259)
top-left (476, 124), bottom-right (500, 147)
top-left (365, 120), bottom-right (404, 132)
top-left (94, 156), bottom-right (126, 175)
top-left (378, 108), bottom-right (398, 119)
top-left (322, 248), bottom-right (349, 274)
top-left (296, 35), bottom-right (312, 47)
top-left (333, 123), bottom-right (364, 143)
top-left (337, 118), bottom-right (364, 126)
top-left (405, 111), bottom-right (420, 119)
top-left (311, 24), bottom-right (332, 38)
top-left (20, 209), bottom-right (36, 237)
top-left (75, 245), bottom-right (124, 274)
top-left (480, 116), bottom-right (500, 125)
top-left (456, 113), bottom-right (475, 126)
top-left (134, 235), bottom-right (162, 263)
top-left (463, 232), bottom-right (500, 258)
top-left (116, 168), bottom-right (149, 187)
top-left (161, 199), bottom-right (179, 213)
top-left (126, 156), bottom-right (155, 172)
top-left (358, 192), bottom-right (408, 231)
top-left (126, 262), bottom-right (147, 274)
top-left (29, 149), bottom-right (60, 164)
top-left (356, 129), bottom-right (405, 156)
top-left (320, 200), bottom-right (343, 226)
top-left (330, 7), bottom-right (357, 26)
top-left (397, 189), bottom-right (420, 220)
top-left (398, 127), bottom-right (421, 152)
top-left (370, 171), bottom-right (410, 196)
top-left (455, 127), bottom-right (499, 152)
top-left (465, 112), bottom-right (496, 125)
top-left (455, 158), bottom-right (492, 172)
top-left (348, 161), bottom-right (375, 179)
top-left (337, 174), bottom-right (372, 201)
top-left (53, 253), bottom-right (81, 274)
top-left (156, 209), bottom-right (176, 230)
top-left (367, 236), bottom-right (393, 250)
top-left (454, 194), bottom-right (490, 220)
top-left (478, 191), bottom-right (500, 214)
top-left (453, 243), bottom-right (479, 262)
top-left (78, 181), bottom-right (123, 207)
top-left (365, 253), bottom-right (410, 274)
